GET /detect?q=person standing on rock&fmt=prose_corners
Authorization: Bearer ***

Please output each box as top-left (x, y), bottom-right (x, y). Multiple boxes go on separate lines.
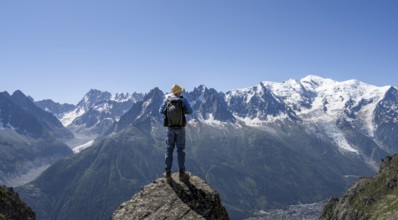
top-left (159, 84), bottom-right (193, 180)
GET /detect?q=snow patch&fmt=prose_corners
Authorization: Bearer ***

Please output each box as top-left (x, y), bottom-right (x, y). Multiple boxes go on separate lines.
top-left (61, 108), bottom-right (86, 127)
top-left (111, 93), bottom-right (131, 102)
top-left (304, 118), bottom-right (359, 154)
top-left (234, 115), bottom-right (265, 127)
top-left (73, 140), bottom-right (95, 153)
top-left (201, 113), bottom-right (225, 126)
top-left (94, 103), bottom-right (112, 113)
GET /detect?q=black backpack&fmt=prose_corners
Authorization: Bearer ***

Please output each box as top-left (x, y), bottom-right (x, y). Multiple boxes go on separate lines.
top-left (164, 96), bottom-right (186, 127)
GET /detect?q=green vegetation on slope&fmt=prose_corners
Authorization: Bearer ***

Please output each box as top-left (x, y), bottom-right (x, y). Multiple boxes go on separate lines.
top-left (321, 154), bottom-right (398, 220)
top-left (0, 185), bottom-right (35, 220)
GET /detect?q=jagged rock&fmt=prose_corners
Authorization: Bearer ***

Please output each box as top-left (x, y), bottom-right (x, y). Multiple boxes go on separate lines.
top-left (111, 173), bottom-right (229, 220)
top-left (0, 185), bottom-right (35, 220)
top-left (320, 154), bottom-right (398, 220)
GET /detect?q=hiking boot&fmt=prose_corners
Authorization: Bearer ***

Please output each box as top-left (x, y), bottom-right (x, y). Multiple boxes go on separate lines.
top-left (164, 171), bottom-right (171, 178)
top-left (179, 171), bottom-right (189, 181)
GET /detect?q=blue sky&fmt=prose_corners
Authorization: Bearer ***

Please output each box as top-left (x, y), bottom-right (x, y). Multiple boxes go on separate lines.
top-left (1, 0), bottom-right (397, 104)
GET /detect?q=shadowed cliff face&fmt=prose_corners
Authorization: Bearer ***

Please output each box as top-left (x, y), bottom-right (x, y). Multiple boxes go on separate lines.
top-left (320, 154), bottom-right (398, 220)
top-left (111, 173), bottom-right (229, 220)
top-left (0, 186), bottom-right (35, 220)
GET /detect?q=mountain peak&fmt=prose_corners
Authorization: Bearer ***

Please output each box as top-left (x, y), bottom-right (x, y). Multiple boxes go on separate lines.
top-left (111, 173), bottom-right (229, 220)
top-left (0, 91), bottom-right (11, 100)
top-left (145, 87), bottom-right (164, 98)
top-left (385, 85), bottom-right (398, 94)
top-left (142, 87), bottom-right (164, 105)
top-left (11, 90), bottom-right (31, 103)
top-left (76, 89), bottom-right (112, 110)
top-left (301, 75), bottom-right (329, 82)
top-left (87, 88), bottom-right (106, 93)
top-left (195, 84), bottom-right (208, 92)
top-left (84, 89), bottom-right (112, 100)
top-left (112, 92), bottom-right (130, 101)
top-left (11, 90), bottom-right (26, 97)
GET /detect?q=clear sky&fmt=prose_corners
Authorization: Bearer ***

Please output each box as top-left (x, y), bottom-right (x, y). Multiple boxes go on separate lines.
top-left (1, 0), bottom-right (397, 104)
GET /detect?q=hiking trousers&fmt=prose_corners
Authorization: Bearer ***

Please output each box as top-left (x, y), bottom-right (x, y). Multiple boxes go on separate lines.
top-left (165, 127), bottom-right (185, 172)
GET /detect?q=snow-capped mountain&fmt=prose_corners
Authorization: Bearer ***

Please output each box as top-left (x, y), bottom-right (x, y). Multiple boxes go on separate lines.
top-left (39, 89), bottom-right (144, 136)
top-left (227, 75), bottom-right (390, 127)
top-left (107, 76), bottom-right (397, 163)
top-left (61, 89), bottom-right (142, 126)
top-left (226, 82), bottom-right (298, 125)
top-left (374, 86), bottom-right (398, 153)
top-left (113, 87), bottom-right (164, 132)
top-left (222, 76), bottom-right (397, 162)
top-left (44, 75), bottom-right (397, 165)
top-left (186, 85), bottom-right (235, 123)
top-left (299, 76), bottom-right (392, 152)
top-left (16, 75), bottom-right (398, 220)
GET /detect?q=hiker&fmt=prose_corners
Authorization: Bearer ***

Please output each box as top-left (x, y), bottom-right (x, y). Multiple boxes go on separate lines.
top-left (159, 84), bottom-right (193, 180)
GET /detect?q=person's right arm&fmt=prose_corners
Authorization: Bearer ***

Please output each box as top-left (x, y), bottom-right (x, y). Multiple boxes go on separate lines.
top-left (182, 97), bottom-right (193, 114)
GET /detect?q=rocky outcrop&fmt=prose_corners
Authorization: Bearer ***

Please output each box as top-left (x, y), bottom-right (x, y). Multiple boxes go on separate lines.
top-left (0, 185), bottom-right (35, 220)
top-left (320, 154), bottom-right (398, 220)
top-left (111, 173), bottom-right (229, 220)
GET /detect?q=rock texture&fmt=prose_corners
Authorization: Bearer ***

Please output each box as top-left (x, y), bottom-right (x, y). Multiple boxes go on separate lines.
top-left (0, 185), bottom-right (35, 220)
top-left (111, 173), bottom-right (229, 220)
top-left (320, 154), bottom-right (398, 220)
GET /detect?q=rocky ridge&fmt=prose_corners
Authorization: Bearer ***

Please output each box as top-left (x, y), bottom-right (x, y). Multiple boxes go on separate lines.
top-left (0, 185), bottom-right (35, 220)
top-left (111, 173), bottom-right (229, 220)
top-left (320, 154), bottom-right (398, 220)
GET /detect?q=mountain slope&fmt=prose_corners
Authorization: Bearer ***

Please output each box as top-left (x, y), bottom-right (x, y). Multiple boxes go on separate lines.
top-left (185, 120), bottom-right (374, 217)
top-left (1, 91), bottom-right (44, 138)
top-left (35, 99), bottom-right (75, 119)
top-left (10, 90), bottom-right (73, 139)
top-left (374, 87), bottom-right (398, 154)
top-left (18, 125), bottom-right (164, 220)
top-left (0, 91), bottom-right (73, 186)
top-left (17, 117), bottom-right (376, 219)
top-left (113, 87), bottom-right (164, 133)
top-left (0, 185), bottom-right (35, 220)
top-left (321, 154), bottom-right (398, 220)
top-left (0, 129), bottom-right (72, 187)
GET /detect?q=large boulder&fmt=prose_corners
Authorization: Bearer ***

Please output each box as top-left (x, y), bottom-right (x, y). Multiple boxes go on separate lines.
top-left (112, 173), bottom-right (229, 220)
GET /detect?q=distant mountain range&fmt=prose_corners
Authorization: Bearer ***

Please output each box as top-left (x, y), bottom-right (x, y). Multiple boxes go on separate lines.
top-left (0, 90), bottom-right (73, 186)
top-left (37, 89), bottom-right (143, 137)
top-left (2, 75), bottom-right (397, 219)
